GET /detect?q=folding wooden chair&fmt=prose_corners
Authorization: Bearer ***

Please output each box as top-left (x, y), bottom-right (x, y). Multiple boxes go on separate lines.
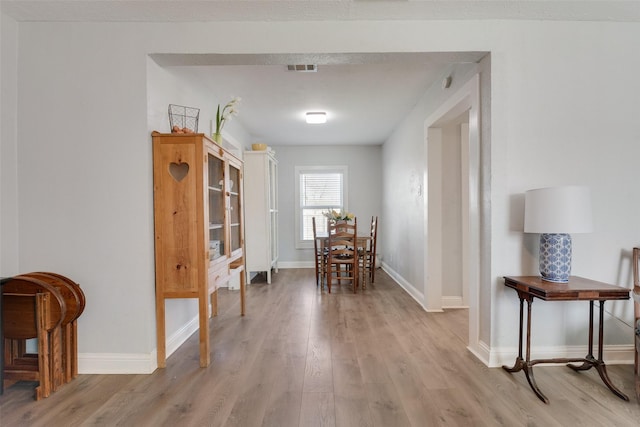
top-left (24, 272), bottom-right (85, 383)
top-left (2, 276), bottom-right (66, 400)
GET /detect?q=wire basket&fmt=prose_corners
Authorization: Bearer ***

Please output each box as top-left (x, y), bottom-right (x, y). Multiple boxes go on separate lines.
top-left (168, 104), bottom-right (199, 133)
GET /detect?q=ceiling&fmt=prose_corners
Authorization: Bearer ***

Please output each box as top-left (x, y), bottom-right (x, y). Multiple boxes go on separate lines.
top-left (153, 52), bottom-right (486, 146)
top-left (3, 1), bottom-right (638, 146)
top-left (3, 1), bottom-right (639, 23)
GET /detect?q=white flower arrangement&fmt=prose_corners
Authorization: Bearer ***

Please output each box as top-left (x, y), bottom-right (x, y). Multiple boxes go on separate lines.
top-left (215, 97), bottom-right (241, 135)
top-left (323, 209), bottom-right (354, 222)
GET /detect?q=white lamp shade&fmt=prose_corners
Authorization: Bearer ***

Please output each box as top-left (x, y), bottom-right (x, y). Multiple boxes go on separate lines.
top-left (524, 186), bottom-right (593, 234)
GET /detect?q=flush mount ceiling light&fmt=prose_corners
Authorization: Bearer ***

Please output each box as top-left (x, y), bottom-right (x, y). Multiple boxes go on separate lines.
top-left (305, 112), bottom-right (327, 124)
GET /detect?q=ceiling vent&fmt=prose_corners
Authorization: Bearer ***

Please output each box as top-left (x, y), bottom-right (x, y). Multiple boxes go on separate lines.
top-left (287, 64), bottom-right (317, 72)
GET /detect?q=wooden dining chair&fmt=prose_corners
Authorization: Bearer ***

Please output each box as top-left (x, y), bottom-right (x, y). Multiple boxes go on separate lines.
top-left (632, 247), bottom-right (640, 402)
top-left (359, 216), bottom-right (378, 289)
top-left (326, 218), bottom-right (358, 293)
top-left (312, 217), bottom-right (327, 288)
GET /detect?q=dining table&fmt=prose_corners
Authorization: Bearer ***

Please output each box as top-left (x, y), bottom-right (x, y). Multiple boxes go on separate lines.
top-left (315, 232), bottom-right (371, 251)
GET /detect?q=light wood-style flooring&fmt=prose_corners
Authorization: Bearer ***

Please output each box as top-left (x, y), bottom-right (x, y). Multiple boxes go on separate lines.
top-left (2, 268), bottom-right (640, 426)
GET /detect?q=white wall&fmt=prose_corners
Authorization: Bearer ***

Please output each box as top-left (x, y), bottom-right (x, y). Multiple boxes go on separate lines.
top-left (146, 57), bottom-right (253, 349)
top-left (147, 57), bottom-right (251, 152)
top-left (1, 18), bottom-right (639, 372)
top-left (1, 14), bottom-right (19, 275)
top-left (383, 62), bottom-right (480, 309)
top-left (441, 122), bottom-right (463, 301)
top-left (272, 144), bottom-right (382, 266)
top-left (489, 22), bottom-right (640, 361)
top-left (381, 23), bottom-right (640, 362)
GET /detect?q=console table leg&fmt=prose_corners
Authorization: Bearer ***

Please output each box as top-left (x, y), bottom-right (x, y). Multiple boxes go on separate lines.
top-left (597, 300), bottom-right (603, 361)
top-left (566, 301), bottom-right (629, 401)
top-left (502, 296), bottom-right (549, 403)
top-left (503, 357), bottom-right (550, 403)
top-left (594, 301), bottom-right (629, 401)
top-left (568, 301), bottom-right (595, 371)
top-left (592, 359), bottom-right (629, 401)
top-left (502, 297), bottom-right (525, 372)
top-left (503, 357), bottom-right (525, 373)
top-left (523, 363), bottom-right (549, 403)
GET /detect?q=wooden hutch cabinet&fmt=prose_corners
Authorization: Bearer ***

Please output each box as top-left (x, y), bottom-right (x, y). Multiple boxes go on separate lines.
top-left (243, 149), bottom-right (279, 283)
top-left (151, 132), bottom-right (245, 368)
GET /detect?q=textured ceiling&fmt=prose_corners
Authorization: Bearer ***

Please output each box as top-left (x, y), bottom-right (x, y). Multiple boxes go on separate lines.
top-left (3, 1), bottom-right (637, 146)
top-left (3, 1), bottom-right (640, 23)
top-left (154, 52), bottom-right (485, 146)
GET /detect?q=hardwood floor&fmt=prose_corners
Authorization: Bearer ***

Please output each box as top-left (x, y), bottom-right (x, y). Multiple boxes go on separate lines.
top-left (2, 268), bottom-right (640, 426)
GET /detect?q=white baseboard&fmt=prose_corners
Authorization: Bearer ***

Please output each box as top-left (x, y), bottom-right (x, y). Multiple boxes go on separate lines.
top-left (487, 344), bottom-right (635, 368)
top-left (468, 339), bottom-right (492, 366)
top-left (78, 265), bottom-right (635, 374)
top-left (379, 262), bottom-right (434, 311)
top-left (442, 296), bottom-right (467, 308)
top-left (79, 312), bottom-right (200, 374)
top-left (278, 261), bottom-right (314, 269)
top-left (78, 352), bottom-right (157, 374)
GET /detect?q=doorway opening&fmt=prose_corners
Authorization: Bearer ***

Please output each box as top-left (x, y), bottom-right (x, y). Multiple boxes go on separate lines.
top-left (424, 74), bottom-right (481, 353)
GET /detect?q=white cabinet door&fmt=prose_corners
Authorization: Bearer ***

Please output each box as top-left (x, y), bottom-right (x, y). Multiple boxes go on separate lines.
top-left (243, 150), bottom-right (278, 283)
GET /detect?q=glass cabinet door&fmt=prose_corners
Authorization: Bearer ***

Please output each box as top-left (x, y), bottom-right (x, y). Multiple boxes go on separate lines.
top-left (228, 162), bottom-right (242, 254)
top-left (208, 152), bottom-right (225, 261)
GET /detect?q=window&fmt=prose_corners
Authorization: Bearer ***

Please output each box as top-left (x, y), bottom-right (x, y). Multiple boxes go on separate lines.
top-left (295, 166), bottom-right (348, 248)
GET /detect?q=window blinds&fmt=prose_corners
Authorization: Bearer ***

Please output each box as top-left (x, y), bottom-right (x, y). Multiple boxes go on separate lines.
top-left (301, 173), bottom-right (342, 207)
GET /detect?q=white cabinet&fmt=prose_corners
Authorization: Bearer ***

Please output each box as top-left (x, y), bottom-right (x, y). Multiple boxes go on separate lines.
top-left (244, 149), bottom-right (278, 283)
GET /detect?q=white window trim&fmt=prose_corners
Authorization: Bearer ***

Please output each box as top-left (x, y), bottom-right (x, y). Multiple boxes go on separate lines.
top-left (294, 165), bottom-right (348, 249)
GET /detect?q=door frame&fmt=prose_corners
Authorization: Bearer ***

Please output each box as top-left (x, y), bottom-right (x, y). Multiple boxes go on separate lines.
top-left (423, 74), bottom-right (481, 352)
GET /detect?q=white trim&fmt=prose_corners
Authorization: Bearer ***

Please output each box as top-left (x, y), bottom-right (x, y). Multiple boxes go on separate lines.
top-left (379, 262), bottom-right (438, 313)
top-left (442, 296), bottom-right (467, 308)
top-left (78, 352), bottom-right (157, 375)
top-left (468, 339), bottom-right (491, 366)
top-left (424, 74), bottom-right (482, 358)
top-left (77, 341), bottom-right (634, 375)
top-left (79, 313), bottom-right (200, 374)
top-left (278, 260), bottom-right (314, 269)
top-left (488, 344), bottom-right (635, 368)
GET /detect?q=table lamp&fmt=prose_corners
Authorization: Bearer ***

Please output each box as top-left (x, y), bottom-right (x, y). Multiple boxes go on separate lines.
top-left (524, 186), bottom-right (593, 283)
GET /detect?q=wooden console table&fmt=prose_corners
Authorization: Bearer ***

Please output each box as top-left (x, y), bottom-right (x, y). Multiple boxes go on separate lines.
top-left (502, 275), bottom-right (630, 403)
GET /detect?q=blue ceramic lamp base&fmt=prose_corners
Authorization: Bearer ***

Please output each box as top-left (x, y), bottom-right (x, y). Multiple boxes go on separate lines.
top-left (539, 233), bottom-right (572, 283)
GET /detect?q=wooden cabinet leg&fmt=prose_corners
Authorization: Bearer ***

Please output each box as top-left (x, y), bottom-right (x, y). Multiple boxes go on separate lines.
top-left (210, 290), bottom-right (218, 317)
top-left (240, 269), bottom-right (246, 316)
top-left (198, 295), bottom-right (210, 368)
top-left (156, 296), bottom-right (166, 368)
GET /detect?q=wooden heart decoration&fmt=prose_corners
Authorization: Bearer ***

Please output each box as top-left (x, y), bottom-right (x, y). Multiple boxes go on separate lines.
top-left (169, 162), bottom-right (189, 182)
